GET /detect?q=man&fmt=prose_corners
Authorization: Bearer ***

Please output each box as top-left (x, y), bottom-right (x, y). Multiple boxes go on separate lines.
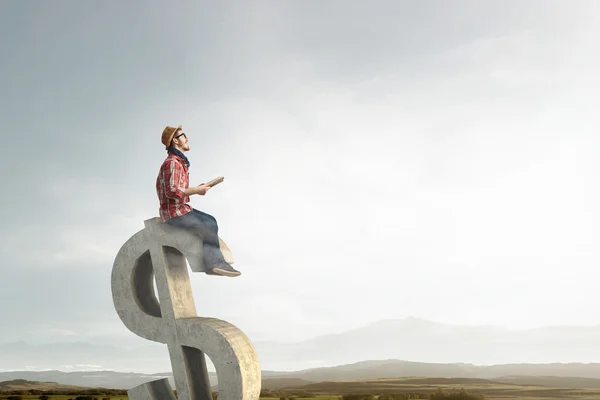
top-left (156, 124), bottom-right (241, 277)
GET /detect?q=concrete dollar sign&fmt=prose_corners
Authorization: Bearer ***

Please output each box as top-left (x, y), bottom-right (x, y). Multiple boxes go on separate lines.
top-left (111, 217), bottom-right (261, 400)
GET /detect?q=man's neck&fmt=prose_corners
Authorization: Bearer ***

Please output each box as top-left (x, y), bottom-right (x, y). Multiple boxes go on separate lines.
top-left (169, 147), bottom-right (187, 155)
top-left (168, 147), bottom-right (190, 167)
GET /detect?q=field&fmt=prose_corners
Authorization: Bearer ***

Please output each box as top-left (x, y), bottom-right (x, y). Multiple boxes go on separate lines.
top-left (271, 377), bottom-right (600, 399)
top-left (260, 398), bottom-right (339, 400)
top-left (5, 394), bottom-right (600, 400)
top-left (5, 378), bottom-right (600, 399)
top-left (0, 397), bottom-right (335, 400)
top-left (0, 397), bottom-right (127, 400)
top-left (0, 395), bottom-right (346, 400)
top-left (3, 391), bottom-right (600, 399)
top-left (0, 397), bottom-right (129, 400)
top-left (0, 396), bottom-right (339, 399)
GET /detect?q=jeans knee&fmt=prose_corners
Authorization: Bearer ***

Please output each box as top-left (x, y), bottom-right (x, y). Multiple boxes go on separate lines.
top-left (205, 215), bottom-right (218, 228)
top-left (207, 221), bottom-right (218, 232)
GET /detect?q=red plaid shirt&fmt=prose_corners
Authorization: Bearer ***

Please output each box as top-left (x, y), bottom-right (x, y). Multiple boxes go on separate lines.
top-left (156, 153), bottom-right (192, 221)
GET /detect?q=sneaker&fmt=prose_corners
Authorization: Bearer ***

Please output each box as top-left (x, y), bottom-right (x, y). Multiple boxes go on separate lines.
top-left (209, 262), bottom-right (241, 277)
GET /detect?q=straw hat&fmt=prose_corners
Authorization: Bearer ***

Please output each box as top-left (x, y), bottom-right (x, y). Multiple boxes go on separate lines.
top-left (161, 125), bottom-right (182, 149)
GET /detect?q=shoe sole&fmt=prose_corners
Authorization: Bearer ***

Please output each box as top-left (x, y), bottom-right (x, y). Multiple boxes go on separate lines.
top-left (211, 267), bottom-right (241, 277)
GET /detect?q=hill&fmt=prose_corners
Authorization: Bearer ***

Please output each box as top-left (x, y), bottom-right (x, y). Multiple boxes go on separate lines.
top-left (260, 377), bottom-right (315, 390)
top-left (0, 371), bottom-right (181, 391)
top-left (0, 379), bottom-right (94, 392)
top-left (262, 359), bottom-right (600, 382)
top-left (5, 359), bottom-right (600, 391)
top-left (253, 318), bottom-right (600, 370)
top-left (5, 318), bottom-right (600, 372)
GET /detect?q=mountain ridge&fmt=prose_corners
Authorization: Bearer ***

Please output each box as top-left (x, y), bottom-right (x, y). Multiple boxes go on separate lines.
top-left (5, 359), bottom-right (600, 390)
top-left (4, 317), bottom-right (600, 372)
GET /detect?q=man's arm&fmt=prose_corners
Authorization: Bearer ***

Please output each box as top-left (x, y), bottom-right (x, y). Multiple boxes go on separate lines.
top-left (184, 185), bottom-right (210, 196)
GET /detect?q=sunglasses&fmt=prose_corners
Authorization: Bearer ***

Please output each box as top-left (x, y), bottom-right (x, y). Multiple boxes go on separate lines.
top-left (174, 133), bottom-right (186, 139)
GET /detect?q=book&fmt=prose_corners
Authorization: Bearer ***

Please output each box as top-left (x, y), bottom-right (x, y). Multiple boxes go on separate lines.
top-left (204, 176), bottom-right (224, 187)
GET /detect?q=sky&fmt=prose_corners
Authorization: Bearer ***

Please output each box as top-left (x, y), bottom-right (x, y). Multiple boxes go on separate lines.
top-left (1, 0), bottom-right (600, 368)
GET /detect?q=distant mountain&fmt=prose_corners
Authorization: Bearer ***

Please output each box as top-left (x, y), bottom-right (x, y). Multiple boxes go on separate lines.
top-left (260, 377), bottom-right (315, 390)
top-left (0, 379), bottom-right (91, 392)
top-left (0, 340), bottom-right (171, 373)
top-left (3, 318), bottom-right (600, 372)
top-left (0, 370), bottom-right (188, 390)
top-left (260, 359), bottom-right (600, 383)
top-left (5, 359), bottom-right (600, 390)
top-left (252, 317), bottom-right (600, 369)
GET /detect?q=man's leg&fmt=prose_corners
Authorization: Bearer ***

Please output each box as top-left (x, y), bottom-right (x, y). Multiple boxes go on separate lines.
top-left (189, 210), bottom-right (240, 276)
top-left (165, 210), bottom-right (240, 277)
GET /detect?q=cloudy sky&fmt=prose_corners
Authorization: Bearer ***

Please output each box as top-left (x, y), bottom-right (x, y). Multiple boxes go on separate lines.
top-left (1, 0), bottom-right (599, 368)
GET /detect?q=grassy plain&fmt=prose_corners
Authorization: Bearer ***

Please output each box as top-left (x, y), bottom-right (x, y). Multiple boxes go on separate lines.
top-left (5, 378), bottom-right (600, 399)
top-left (0, 396), bottom-right (339, 400)
top-left (260, 398), bottom-right (339, 400)
top-left (0, 394), bottom-right (340, 400)
top-left (5, 390), bottom-right (600, 400)
top-left (0, 396), bottom-right (340, 400)
top-left (0, 397), bottom-right (127, 400)
top-left (275, 376), bottom-right (600, 399)
top-left (0, 397), bottom-right (128, 400)
top-left (4, 393), bottom-right (600, 399)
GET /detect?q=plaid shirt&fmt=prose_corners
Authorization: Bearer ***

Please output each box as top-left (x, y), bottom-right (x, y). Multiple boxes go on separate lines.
top-left (156, 153), bottom-right (192, 221)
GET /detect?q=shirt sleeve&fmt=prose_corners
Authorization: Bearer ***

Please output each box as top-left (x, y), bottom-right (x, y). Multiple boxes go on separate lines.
top-left (162, 160), bottom-right (187, 201)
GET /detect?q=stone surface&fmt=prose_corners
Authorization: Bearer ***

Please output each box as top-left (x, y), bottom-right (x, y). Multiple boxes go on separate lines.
top-left (111, 218), bottom-right (261, 400)
top-left (127, 378), bottom-right (178, 400)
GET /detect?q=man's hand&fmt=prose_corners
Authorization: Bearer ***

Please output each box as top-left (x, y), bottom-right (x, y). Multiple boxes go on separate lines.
top-left (195, 184), bottom-right (211, 195)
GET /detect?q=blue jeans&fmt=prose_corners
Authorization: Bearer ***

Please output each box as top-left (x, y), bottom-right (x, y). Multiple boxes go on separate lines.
top-left (165, 208), bottom-right (226, 268)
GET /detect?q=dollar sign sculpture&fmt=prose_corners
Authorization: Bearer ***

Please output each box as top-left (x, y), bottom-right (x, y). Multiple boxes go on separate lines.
top-left (111, 217), bottom-right (261, 400)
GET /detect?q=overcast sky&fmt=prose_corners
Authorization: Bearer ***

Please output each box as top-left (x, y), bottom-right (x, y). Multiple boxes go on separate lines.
top-left (1, 0), bottom-right (599, 366)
